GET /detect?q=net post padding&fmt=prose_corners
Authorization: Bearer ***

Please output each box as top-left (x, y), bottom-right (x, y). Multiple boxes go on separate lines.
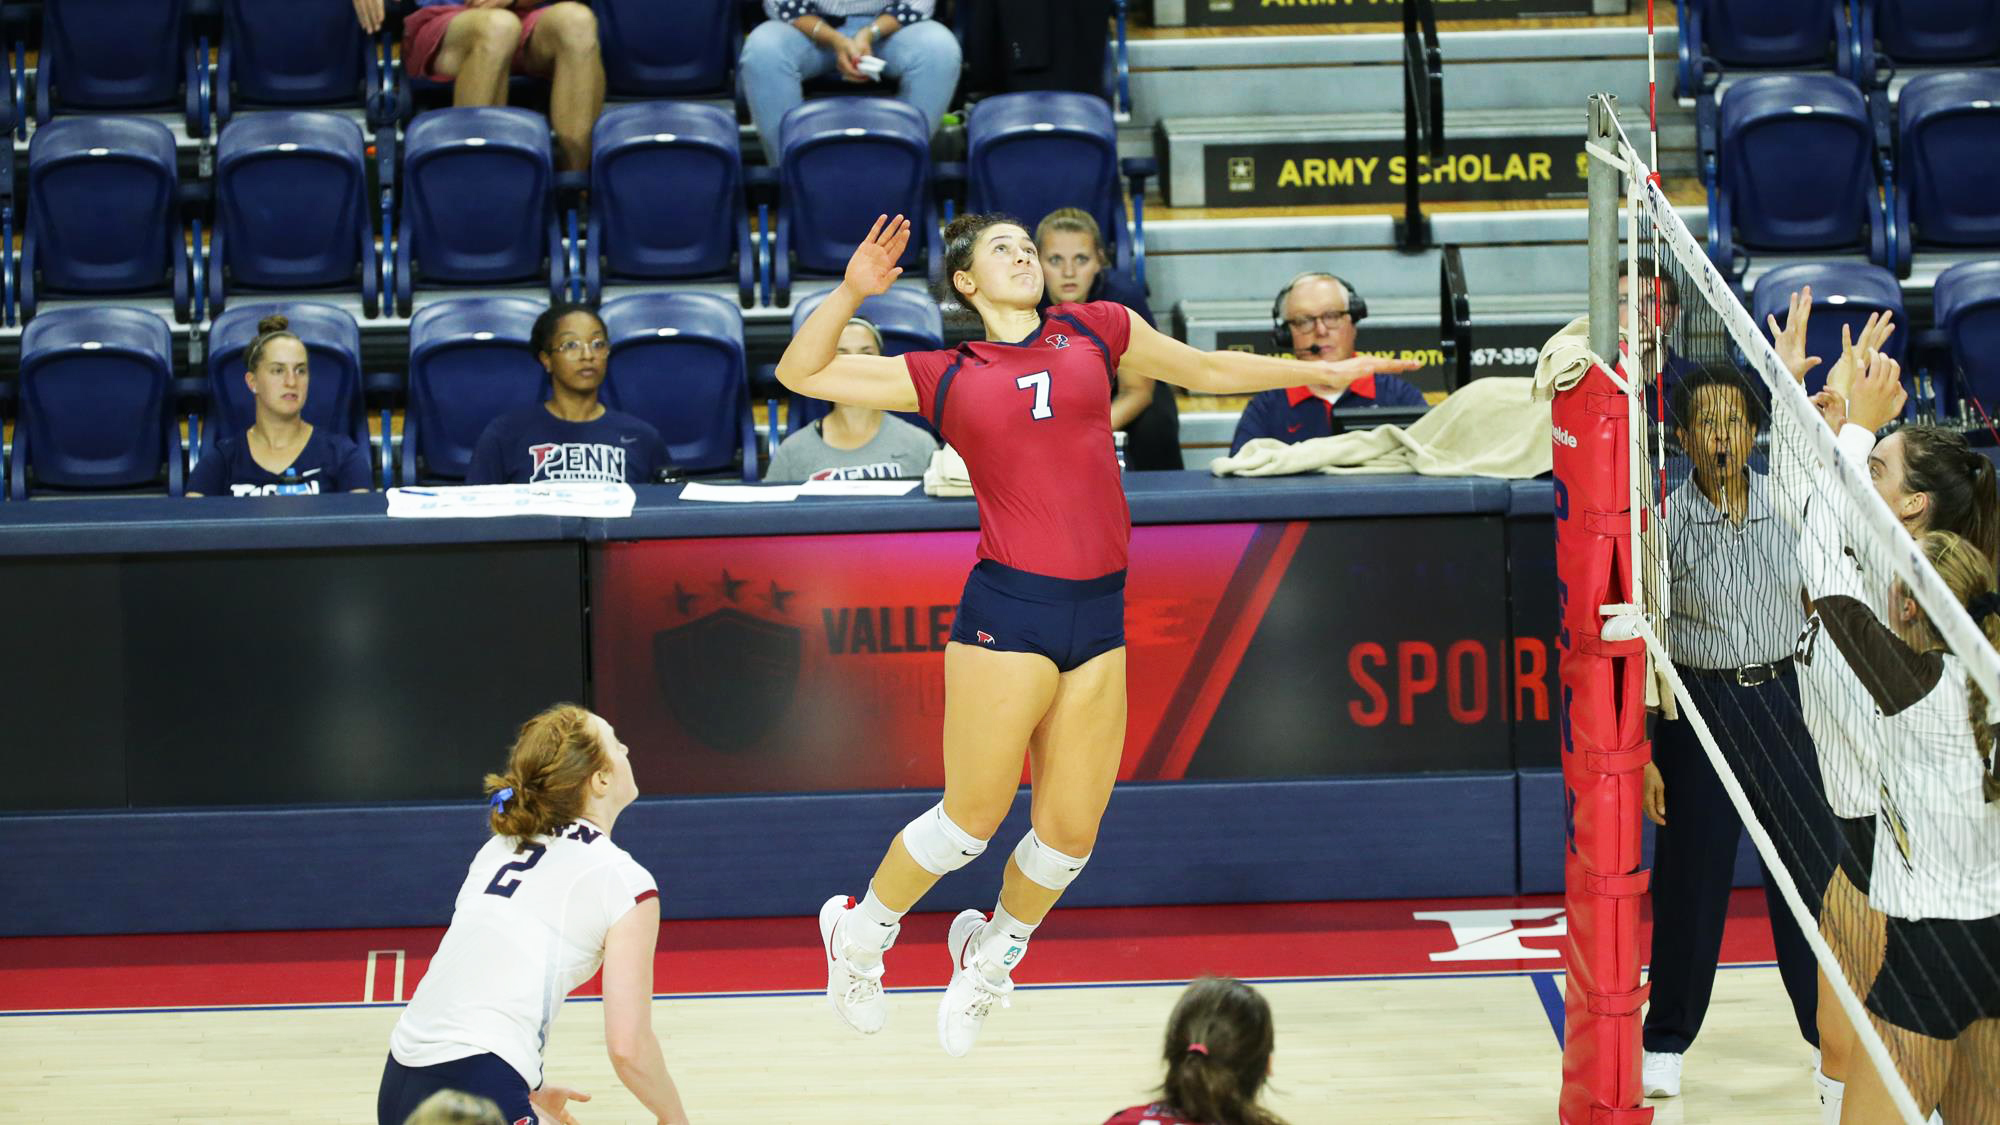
top-left (1554, 358), bottom-right (1656, 1125)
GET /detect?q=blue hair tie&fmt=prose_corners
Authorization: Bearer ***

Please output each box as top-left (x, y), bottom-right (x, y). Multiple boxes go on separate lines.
top-left (490, 786), bottom-right (515, 812)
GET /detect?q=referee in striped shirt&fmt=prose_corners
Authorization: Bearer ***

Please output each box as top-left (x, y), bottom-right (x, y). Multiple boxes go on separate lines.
top-left (1641, 363), bottom-right (1836, 1097)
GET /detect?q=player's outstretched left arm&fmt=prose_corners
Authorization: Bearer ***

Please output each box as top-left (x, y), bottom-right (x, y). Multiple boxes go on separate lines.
top-left (600, 895), bottom-right (693, 1124)
top-left (1118, 306), bottom-right (1422, 396)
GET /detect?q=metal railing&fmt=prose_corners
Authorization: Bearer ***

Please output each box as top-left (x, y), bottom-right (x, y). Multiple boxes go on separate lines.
top-left (1398, 0), bottom-right (1444, 252)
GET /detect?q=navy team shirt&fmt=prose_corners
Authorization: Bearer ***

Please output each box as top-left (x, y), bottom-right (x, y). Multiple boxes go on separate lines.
top-left (1228, 375), bottom-right (1429, 454)
top-left (188, 429), bottom-right (372, 496)
top-left (466, 405), bottom-right (671, 485)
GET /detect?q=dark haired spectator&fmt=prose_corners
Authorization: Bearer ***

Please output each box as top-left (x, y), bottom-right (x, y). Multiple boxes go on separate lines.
top-left (466, 303), bottom-right (671, 486)
top-left (187, 314), bottom-right (373, 497)
top-left (1035, 208), bottom-right (1181, 470)
top-left (1228, 272), bottom-right (1427, 455)
top-left (740, 2), bottom-right (961, 165)
top-left (352, 0), bottom-right (603, 172)
top-left (1102, 977), bottom-right (1289, 1125)
top-left (765, 318), bottom-right (937, 483)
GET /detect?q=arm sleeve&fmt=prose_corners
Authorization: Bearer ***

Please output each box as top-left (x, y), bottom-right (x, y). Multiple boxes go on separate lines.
top-left (1069, 300), bottom-right (1133, 366)
top-left (1230, 392), bottom-right (1279, 456)
top-left (903, 348), bottom-right (956, 429)
top-left (333, 437), bottom-right (374, 492)
top-left (882, 1), bottom-right (932, 21)
top-left (186, 444), bottom-right (224, 496)
top-left (1815, 594), bottom-right (1947, 716)
top-left (465, 419), bottom-right (507, 485)
top-left (767, 1), bottom-right (825, 20)
top-left (1094, 270), bottom-right (1156, 328)
top-left (592, 855), bottom-right (661, 932)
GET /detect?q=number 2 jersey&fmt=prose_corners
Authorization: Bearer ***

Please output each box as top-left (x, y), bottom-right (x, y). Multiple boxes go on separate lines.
top-left (903, 300), bottom-right (1135, 581)
top-left (389, 821), bottom-right (658, 1087)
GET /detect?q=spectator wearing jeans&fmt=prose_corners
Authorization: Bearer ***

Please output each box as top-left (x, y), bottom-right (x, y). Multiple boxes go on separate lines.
top-left (740, 1), bottom-right (962, 166)
top-left (1035, 208), bottom-right (1181, 470)
top-left (1228, 272), bottom-right (1428, 455)
top-left (765, 317), bottom-right (937, 482)
top-left (466, 302), bottom-right (671, 486)
top-left (353, 0), bottom-right (604, 172)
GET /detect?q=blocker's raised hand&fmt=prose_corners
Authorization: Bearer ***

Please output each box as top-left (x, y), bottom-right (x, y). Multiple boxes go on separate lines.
top-left (843, 214), bottom-right (911, 297)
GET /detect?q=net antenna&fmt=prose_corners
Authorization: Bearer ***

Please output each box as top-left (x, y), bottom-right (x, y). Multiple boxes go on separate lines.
top-left (1561, 93), bottom-right (2000, 1125)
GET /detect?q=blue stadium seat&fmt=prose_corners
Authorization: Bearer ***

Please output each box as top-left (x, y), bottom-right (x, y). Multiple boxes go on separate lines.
top-left (20, 116), bottom-right (191, 323)
top-left (1934, 260), bottom-right (2000, 412)
top-left (1706, 76), bottom-right (1889, 277)
top-left (1751, 262), bottom-right (1907, 397)
top-left (1855, 0), bottom-right (2000, 87)
top-left (396, 108), bottom-right (563, 316)
top-left (209, 112), bottom-right (381, 317)
top-left (584, 102), bottom-right (753, 306)
top-left (1895, 71), bottom-right (2000, 257)
top-left (199, 302), bottom-right (369, 470)
top-left (401, 296), bottom-right (548, 484)
top-left (770, 97), bottom-right (939, 307)
top-left (966, 92), bottom-right (1146, 285)
top-left (1676, 0), bottom-right (1855, 95)
top-left (36, 0), bottom-right (208, 134)
top-left (9, 306), bottom-right (180, 498)
top-left (595, 0), bottom-right (736, 98)
top-left (216, 0), bottom-right (393, 124)
top-left (599, 291), bottom-right (755, 480)
top-left (781, 285), bottom-right (942, 438)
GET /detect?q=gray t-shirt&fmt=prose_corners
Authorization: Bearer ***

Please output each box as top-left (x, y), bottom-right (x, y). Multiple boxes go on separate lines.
top-left (764, 414), bottom-right (938, 483)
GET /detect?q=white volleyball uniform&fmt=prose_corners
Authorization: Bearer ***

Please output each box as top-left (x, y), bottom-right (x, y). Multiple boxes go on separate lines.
top-left (390, 820), bottom-right (658, 1087)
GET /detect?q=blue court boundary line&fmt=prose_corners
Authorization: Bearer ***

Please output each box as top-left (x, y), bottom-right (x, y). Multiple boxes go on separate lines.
top-left (0, 961), bottom-right (1783, 1020)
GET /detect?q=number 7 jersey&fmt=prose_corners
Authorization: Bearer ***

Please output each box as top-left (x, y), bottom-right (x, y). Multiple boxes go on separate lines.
top-left (904, 300), bottom-right (1135, 581)
top-left (389, 821), bottom-right (658, 1088)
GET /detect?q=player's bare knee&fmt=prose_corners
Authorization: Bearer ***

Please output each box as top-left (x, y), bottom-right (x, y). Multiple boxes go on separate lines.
top-left (463, 9), bottom-right (523, 55)
top-left (540, 2), bottom-right (598, 58)
top-left (1012, 828), bottom-right (1090, 891)
top-left (900, 802), bottom-right (991, 877)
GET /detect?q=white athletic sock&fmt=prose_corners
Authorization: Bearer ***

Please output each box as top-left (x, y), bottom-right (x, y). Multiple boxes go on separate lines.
top-left (975, 903), bottom-right (1038, 985)
top-left (843, 885), bottom-right (904, 965)
top-left (1813, 1068), bottom-right (1842, 1125)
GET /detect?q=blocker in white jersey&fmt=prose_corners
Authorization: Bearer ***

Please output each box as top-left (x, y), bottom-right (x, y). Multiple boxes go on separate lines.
top-left (376, 704), bottom-right (691, 1125)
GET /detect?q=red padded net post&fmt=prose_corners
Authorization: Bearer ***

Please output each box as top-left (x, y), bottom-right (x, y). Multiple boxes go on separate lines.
top-left (1553, 358), bottom-right (1655, 1125)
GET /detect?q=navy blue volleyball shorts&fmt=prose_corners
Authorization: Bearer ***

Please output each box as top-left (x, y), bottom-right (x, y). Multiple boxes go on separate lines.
top-left (949, 560), bottom-right (1126, 673)
top-left (377, 1051), bottom-right (535, 1125)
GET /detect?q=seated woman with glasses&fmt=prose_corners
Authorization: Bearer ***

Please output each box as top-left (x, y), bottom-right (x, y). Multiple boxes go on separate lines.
top-left (466, 302), bottom-right (673, 486)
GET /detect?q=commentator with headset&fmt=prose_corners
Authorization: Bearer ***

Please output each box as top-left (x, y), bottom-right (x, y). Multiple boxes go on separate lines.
top-left (1227, 271), bottom-right (1428, 455)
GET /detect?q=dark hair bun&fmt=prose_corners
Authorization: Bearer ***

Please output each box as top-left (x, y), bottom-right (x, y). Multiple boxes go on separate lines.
top-left (256, 313), bottom-right (290, 335)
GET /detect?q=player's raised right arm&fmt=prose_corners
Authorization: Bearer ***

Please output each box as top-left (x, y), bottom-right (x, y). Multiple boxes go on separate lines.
top-left (601, 895), bottom-right (692, 1124)
top-left (773, 214), bottom-right (921, 413)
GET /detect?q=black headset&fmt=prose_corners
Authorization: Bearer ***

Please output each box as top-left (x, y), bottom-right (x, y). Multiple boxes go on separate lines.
top-left (1270, 271), bottom-right (1369, 352)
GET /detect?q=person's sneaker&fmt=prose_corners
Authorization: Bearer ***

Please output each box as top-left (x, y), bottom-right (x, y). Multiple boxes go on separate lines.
top-left (818, 895), bottom-right (892, 1035)
top-left (937, 909), bottom-right (1012, 1057)
top-left (1642, 1050), bottom-right (1683, 1098)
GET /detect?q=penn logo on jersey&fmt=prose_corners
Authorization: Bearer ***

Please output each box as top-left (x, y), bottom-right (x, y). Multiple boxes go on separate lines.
top-left (976, 630), bottom-right (995, 645)
top-left (1043, 333), bottom-right (1070, 349)
top-left (528, 442), bottom-right (628, 483)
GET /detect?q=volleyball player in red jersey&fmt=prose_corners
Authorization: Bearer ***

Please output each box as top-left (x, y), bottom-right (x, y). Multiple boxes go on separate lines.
top-left (775, 212), bottom-right (1420, 1056)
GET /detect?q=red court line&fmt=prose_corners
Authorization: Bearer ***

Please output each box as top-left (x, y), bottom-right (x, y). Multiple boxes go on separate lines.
top-left (0, 890), bottom-right (1782, 1013)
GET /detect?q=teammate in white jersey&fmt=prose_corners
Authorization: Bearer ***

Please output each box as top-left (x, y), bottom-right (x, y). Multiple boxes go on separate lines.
top-left (377, 704), bottom-right (691, 1125)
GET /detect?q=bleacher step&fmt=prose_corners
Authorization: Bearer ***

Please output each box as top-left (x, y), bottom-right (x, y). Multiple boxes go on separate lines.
top-left (1161, 107), bottom-right (1693, 208)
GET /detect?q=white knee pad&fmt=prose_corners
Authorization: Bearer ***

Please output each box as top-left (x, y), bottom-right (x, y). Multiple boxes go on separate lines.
top-left (1012, 830), bottom-right (1090, 891)
top-left (899, 803), bottom-right (989, 876)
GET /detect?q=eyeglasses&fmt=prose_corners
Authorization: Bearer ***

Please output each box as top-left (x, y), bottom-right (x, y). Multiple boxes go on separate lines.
top-left (554, 338), bottom-right (610, 358)
top-left (1284, 310), bottom-right (1354, 333)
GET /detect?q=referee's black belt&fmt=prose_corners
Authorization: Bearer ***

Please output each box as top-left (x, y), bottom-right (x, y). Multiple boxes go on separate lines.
top-left (1681, 657), bottom-right (1793, 687)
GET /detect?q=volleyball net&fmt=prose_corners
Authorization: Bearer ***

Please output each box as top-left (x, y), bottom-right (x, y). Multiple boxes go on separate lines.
top-left (1557, 93), bottom-right (2000, 1125)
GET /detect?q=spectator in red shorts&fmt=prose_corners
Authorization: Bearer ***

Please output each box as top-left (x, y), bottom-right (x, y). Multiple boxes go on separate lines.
top-left (352, 0), bottom-right (603, 172)
top-left (1103, 977), bottom-right (1290, 1125)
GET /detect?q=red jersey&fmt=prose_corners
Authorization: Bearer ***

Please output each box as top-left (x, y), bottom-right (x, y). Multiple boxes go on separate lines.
top-left (1103, 1104), bottom-right (1207, 1125)
top-left (904, 300), bottom-right (1134, 581)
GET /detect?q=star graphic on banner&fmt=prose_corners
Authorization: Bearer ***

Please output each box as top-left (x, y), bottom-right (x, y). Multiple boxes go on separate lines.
top-left (715, 569), bottom-right (747, 603)
top-left (759, 579), bottom-right (797, 615)
top-left (671, 582), bottom-right (701, 617)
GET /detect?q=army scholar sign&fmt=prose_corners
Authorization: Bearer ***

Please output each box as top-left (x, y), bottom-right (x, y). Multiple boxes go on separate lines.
top-left (1208, 135), bottom-right (1590, 207)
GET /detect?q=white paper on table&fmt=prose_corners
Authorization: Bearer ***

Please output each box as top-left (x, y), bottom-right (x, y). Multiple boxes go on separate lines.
top-left (678, 482), bottom-right (801, 502)
top-left (795, 479), bottom-right (921, 497)
top-left (384, 482), bottom-right (636, 518)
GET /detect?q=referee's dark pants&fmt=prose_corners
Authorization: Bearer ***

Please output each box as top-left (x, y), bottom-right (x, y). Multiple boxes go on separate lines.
top-left (1643, 660), bottom-right (1830, 1055)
